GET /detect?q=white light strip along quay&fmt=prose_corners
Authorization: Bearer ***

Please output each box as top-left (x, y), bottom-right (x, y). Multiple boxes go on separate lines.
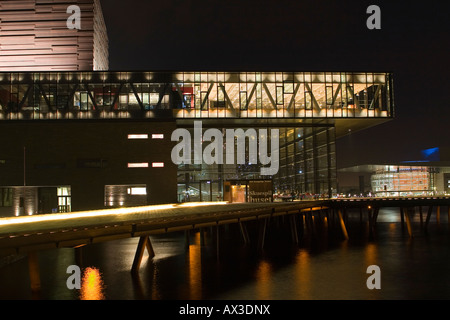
top-left (0, 204), bottom-right (177, 227)
top-left (0, 202), bottom-right (229, 228)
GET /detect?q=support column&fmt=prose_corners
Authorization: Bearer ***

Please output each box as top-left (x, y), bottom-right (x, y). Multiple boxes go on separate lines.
top-left (437, 206), bottom-right (441, 224)
top-left (131, 236), bottom-right (155, 273)
top-left (258, 218), bottom-right (268, 251)
top-left (216, 225), bottom-right (220, 261)
top-left (373, 207), bottom-right (380, 223)
top-left (400, 207), bottom-right (405, 229)
top-left (299, 212), bottom-right (305, 238)
top-left (448, 206), bottom-right (450, 227)
top-left (290, 214), bottom-right (299, 245)
top-left (308, 207), bottom-right (315, 234)
top-left (185, 230), bottom-right (190, 250)
top-left (425, 205), bottom-right (433, 231)
top-left (200, 228), bottom-right (206, 246)
top-left (239, 222), bottom-right (250, 245)
top-left (75, 246), bottom-right (84, 267)
top-left (324, 207), bottom-right (329, 225)
top-left (419, 206), bottom-right (423, 227)
top-left (359, 206), bottom-right (363, 224)
top-left (337, 209), bottom-right (349, 240)
top-left (404, 208), bottom-right (414, 238)
top-left (368, 207), bottom-right (373, 237)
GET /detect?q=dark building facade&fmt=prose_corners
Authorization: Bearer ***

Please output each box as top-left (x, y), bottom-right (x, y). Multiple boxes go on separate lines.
top-left (0, 71), bottom-right (394, 216)
top-left (0, 0), bottom-right (108, 71)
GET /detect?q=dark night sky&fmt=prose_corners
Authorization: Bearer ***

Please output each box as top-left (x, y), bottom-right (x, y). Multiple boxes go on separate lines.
top-left (100, 0), bottom-right (450, 168)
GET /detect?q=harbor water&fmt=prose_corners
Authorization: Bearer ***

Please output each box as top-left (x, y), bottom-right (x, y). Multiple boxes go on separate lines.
top-left (1, 207), bottom-right (450, 300)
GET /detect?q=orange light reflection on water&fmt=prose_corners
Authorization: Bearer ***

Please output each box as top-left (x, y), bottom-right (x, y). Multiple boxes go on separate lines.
top-left (80, 267), bottom-right (105, 300)
top-left (256, 260), bottom-right (272, 300)
top-left (295, 249), bottom-right (311, 300)
top-left (187, 232), bottom-right (202, 300)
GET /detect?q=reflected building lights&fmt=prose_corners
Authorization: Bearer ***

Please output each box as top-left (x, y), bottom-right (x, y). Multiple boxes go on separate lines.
top-left (187, 232), bottom-right (202, 300)
top-left (364, 243), bottom-right (378, 268)
top-left (295, 250), bottom-right (311, 300)
top-left (256, 260), bottom-right (272, 300)
top-left (80, 267), bottom-right (105, 300)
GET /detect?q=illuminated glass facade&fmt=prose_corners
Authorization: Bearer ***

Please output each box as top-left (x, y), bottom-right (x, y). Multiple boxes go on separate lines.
top-left (0, 71), bottom-right (393, 121)
top-left (176, 125), bottom-right (337, 202)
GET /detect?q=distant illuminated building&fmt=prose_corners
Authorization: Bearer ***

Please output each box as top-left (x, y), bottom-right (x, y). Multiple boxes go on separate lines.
top-left (338, 147), bottom-right (450, 196)
top-left (371, 166), bottom-right (433, 196)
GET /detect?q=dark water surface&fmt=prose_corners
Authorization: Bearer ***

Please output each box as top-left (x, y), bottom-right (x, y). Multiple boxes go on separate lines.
top-left (1, 207), bottom-right (450, 300)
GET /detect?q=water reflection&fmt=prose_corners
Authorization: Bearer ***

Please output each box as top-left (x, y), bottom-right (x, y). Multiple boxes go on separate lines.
top-left (294, 250), bottom-right (311, 300)
top-left (186, 232), bottom-right (202, 300)
top-left (2, 208), bottom-right (450, 300)
top-left (364, 243), bottom-right (378, 267)
top-left (255, 260), bottom-right (272, 300)
top-left (80, 267), bottom-right (105, 300)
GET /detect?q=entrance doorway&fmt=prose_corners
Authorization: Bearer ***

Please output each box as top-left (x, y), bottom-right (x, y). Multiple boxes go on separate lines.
top-left (224, 180), bottom-right (273, 203)
top-left (38, 186), bottom-right (72, 214)
top-left (178, 180), bottom-right (222, 203)
top-left (231, 185), bottom-right (247, 203)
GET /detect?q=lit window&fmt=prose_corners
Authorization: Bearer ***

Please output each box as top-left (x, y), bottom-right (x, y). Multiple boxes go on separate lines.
top-left (152, 162), bottom-right (165, 168)
top-left (150, 93), bottom-right (159, 104)
top-left (128, 134), bottom-right (148, 140)
top-left (128, 163), bottom-right (149, 168)
top-left (127, 187), bottom-right (147, 195)
top-left (152, 134), bottom-right (164, 139)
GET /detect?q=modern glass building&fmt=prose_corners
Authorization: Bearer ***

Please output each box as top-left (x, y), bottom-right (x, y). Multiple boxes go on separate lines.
top-left (338, 147), bottom-right (450, 197)
top-left (0, 71), bottom-right (394, 215)
top-left (371, 166), bottom-right (435, 197)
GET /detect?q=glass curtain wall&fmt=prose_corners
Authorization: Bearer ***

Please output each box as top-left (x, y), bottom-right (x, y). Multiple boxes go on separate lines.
top-left (371, 166), bottom-right (433, 196)
top-left (176, 125), bottom-right (337, 202)
top-left (0, 72), bottom-right (393, 121)
top-left (273, 126), bottom-right (337, 199)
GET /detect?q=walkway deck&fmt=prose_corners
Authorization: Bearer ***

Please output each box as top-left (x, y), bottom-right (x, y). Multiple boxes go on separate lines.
top-left (0, 201), bottom-right (326, 257)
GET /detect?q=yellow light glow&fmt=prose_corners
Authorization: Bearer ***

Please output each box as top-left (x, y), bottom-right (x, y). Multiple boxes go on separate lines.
top-left (256, 260), bottom-right (272, 300)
